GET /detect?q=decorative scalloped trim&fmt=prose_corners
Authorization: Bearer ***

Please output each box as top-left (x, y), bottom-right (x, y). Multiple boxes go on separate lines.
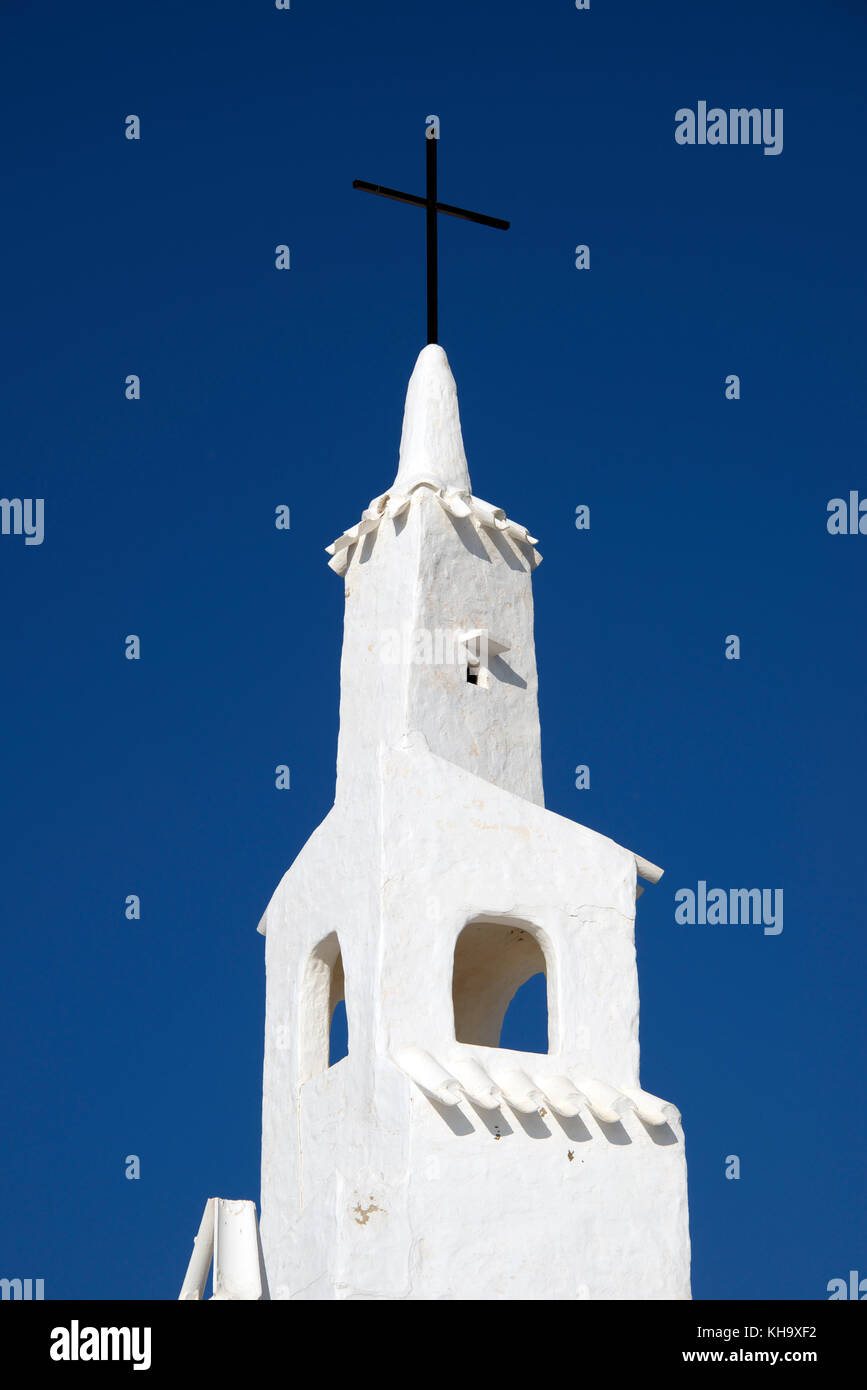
top-left (325, 483), bottom-right (542, 575)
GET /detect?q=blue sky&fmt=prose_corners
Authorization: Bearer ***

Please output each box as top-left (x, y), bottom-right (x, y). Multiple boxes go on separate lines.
top-left (1, 0), bottom-right (865, 1300)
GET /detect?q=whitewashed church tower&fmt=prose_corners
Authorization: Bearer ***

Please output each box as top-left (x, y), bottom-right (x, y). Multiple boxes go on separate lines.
top-left (254, 344), bottom-right (691, 1300)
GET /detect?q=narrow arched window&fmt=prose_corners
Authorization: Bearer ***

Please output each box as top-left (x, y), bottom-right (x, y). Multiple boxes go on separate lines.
top-left (452, 919), bottom-right (550, 1054)
top-left (299, 932), bottom-right (349, 1082)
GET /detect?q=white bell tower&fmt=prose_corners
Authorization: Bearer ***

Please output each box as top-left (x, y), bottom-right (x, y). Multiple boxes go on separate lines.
top-left (256, 344), bottom-right (691, 1301)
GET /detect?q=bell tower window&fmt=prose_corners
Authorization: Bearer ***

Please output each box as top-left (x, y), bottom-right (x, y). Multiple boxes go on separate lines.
top-left (299, 931), bottom-right (349, 1082)
top-left (452, 918), bottom-right (551, 1053)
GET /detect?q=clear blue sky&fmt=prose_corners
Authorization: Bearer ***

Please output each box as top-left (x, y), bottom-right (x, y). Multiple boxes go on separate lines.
top-left (1, 0), bottom-right (864, 1300)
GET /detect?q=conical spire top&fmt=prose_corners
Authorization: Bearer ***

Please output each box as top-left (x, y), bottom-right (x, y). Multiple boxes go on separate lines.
top-left (391, 345), bottom-right (471, 494)
top-left (326, 344), bottom-right (541, 576)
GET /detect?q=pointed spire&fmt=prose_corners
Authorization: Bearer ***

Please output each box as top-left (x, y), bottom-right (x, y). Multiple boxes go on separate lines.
top-left (326, 344), bottom-right (542, 575)
top-left (391, 344), bottom-right (471, 494)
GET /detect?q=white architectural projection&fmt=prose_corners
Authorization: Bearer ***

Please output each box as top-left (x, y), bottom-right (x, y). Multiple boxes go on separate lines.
top-left (179, 1199), bottom-right (268, 1301)
top-left (183, 345), bottom-right (691, 1300)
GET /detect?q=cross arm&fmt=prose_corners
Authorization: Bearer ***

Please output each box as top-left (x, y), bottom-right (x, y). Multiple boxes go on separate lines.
top-left (353, 179), bottom-right (509, 230)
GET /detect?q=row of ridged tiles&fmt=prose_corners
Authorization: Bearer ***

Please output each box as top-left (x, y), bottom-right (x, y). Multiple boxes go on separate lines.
top-left (396, 1045), bottom-right (680, 1130)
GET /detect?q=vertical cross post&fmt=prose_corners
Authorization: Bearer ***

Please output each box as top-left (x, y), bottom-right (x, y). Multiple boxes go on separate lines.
top-left (426, 132), bottom-right (438, 345)
top-left (353, 129), bottom-right (509, 346)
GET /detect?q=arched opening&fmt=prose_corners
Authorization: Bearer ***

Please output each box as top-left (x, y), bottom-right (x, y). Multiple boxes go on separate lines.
top-left (299, 932), bottom-right (349, 1082)
top-left (452, 919), bottom-right (550, 1053)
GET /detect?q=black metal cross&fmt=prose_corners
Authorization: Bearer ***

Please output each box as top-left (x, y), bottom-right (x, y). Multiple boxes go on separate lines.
top-left (353, 130), bottom-right (509, 346)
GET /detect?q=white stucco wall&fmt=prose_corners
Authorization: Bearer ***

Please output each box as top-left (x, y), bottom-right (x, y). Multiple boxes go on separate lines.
top-left (259, 745), bottom-right (690, 1300)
